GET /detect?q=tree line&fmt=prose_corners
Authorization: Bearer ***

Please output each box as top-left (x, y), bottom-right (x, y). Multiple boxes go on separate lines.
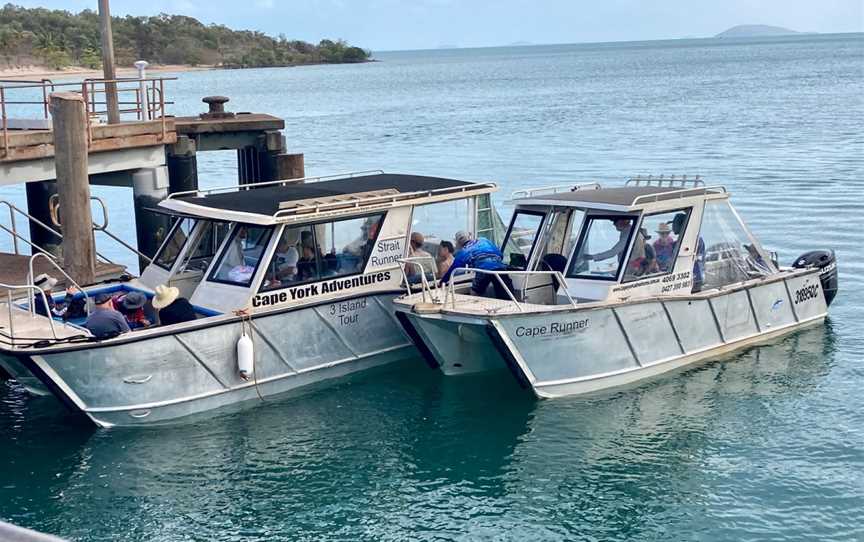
top-left (0, 4), bottom-right (372, 70)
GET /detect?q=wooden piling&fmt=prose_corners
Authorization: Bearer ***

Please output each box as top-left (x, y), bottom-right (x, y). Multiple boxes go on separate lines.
top-left (50, 93), bottom-right (96, 285)
top-left (98, 0), bottom-right (120, 124)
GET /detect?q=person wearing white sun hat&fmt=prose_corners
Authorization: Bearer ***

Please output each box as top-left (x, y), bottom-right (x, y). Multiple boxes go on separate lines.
top-left (32, 273), bottom-right (80, 318)
top-left (152, 284), bottom-right (196, 325)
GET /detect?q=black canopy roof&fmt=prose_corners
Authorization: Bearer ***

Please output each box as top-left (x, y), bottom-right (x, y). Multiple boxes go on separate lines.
top-left (177, 173), bottom-right (475, 216)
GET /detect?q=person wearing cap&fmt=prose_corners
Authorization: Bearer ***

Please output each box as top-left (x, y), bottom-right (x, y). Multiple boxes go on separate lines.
top-left (32, 273), bottom-right (79, 319)
top-left (584, 218), bottom-right (633, 263)
top-left (152, 285), bottom-right (196, 326)
top-left (84, 292), bottom-right (130, 339)
top-left (407, 231), bottom-right (435, 281)
top-left (112, 291), bottom-right (151, 329)
top-left (441, 231), bottom-right (513, 299)
top-left (653, 222), bottom-right (677, 271)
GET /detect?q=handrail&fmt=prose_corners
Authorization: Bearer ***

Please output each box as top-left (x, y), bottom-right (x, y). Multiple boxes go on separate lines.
top-left (396, 256), bottom-right (439, 303)
top-left (630, 185), bottom-right (728, 207)
top-left (27, 252), bottom-right (91, 317)
top-left (166, 170), bottom-right (386, 199)
top-left (272, 183), bottom-right (498, 221)
top-left (47, 194), bottom-right (150, 264)
top-left (626, 174), bottom-right (705, 187)
top-left (0, 282), bottom-right (59, 341)
top-left (511, 182), bottom-right (601, 200)
top-left (0, 199), bottom-right (63, 256)
top-left (441, 268), bottom-right (577, 313)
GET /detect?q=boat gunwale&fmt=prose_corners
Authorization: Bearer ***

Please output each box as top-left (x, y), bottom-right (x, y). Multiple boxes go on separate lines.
top-left (1, 288), bottom-right (406, 355)
top-left (395, 266), bottom-right (822, 319)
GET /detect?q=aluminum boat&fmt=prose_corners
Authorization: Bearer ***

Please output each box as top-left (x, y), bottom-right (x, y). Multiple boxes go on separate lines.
top-left (0, 171), bottom-right (499, 426)
top-left (393, 177), bottom-right (838, 397)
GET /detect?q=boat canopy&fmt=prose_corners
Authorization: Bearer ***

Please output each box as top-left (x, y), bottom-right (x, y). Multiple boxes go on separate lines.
top-left (159, 172), bottom-right (497, 225)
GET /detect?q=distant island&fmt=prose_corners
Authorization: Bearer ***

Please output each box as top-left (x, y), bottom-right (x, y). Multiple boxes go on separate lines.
top-left (0, 4), bottom-right (371, 74)
top-left (715, 25), bottom-right (803, 38)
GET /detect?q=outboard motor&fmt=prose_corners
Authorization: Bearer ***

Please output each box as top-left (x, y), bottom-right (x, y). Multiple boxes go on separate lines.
top-left (792, 250), bottom-right (838, 306)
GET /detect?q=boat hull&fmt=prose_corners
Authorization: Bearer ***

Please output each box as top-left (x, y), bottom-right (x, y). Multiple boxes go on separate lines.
top-left (9, 293), bottom-right (415, 427)
top-left (397, 270), bottom-right (830, 397)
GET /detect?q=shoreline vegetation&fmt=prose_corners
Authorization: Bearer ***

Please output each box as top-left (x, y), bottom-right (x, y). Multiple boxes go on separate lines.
top-left (0, 4), bottom-right (372, 79)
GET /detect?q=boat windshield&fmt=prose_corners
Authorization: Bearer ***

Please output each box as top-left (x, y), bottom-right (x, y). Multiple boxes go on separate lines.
top-left (153, 217), bottom-right (195, 270)
top-left (176, 221), bottom-right (230, 274)
top-left (694, 200), bottom-right (777, 291)
top-left (567, 215), bottom-right (636, 280)
top-left (209, 224), bottom-right (274, 286)
top-left (501, 210), bottom-right (545, 270)
top-left (534, 209), bottom-right (583, 273)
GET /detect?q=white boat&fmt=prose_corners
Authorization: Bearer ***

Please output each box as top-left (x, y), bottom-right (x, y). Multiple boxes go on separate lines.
top-left (393, 177), bottom-right (838, 396)
top-left (0, 171), bottom-right (498, 426)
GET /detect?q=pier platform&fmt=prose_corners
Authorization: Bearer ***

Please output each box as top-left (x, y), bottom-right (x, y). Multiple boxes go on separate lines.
top-left (0, 253), bottom-right (125, 288)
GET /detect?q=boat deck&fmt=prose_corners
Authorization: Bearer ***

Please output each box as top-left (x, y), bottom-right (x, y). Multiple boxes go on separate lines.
top-left (0, 252), bottom-right (126, 289)
top-left (0, 303), bottom-right (87, 342)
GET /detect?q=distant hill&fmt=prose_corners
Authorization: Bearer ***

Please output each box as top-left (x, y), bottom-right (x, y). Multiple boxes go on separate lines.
top-left (715, 25), bottom-right (802, 38)
top-left (0, 4), bottom-right (371, 71)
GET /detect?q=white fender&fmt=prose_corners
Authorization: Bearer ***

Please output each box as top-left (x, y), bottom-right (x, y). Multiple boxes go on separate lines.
top-left (237, 331), bottom-right (254, 380)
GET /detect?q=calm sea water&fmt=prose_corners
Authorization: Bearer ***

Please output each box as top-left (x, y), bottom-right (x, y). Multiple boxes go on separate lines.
top-left (2, 34), bottom-right (863, 541)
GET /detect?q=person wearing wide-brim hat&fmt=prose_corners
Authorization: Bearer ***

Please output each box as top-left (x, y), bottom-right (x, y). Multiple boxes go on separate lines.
top-left (114, 290), bottom-right (151, 329)
top-left (32, 273), bottom-right (79, 318)
top-left (653, 222), bottom-right (677, 272)
top-left (152, 285), bottom-right (197, 326)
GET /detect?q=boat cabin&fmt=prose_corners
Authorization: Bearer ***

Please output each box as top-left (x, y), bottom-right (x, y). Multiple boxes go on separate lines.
top-left (138, 172), bottom-right (498, 314)
top-left (499, 178), bottom-right (778, 304)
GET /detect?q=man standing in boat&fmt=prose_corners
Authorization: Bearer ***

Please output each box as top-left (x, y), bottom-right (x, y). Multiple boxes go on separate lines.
top-left (441, 231), bottom-right (513, 299)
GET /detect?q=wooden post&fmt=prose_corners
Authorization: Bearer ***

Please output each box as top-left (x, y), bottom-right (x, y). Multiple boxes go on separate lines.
top-left (51, 93), bottom-right (96, 285)
top-left (98, 0), bottom-right (120, 124)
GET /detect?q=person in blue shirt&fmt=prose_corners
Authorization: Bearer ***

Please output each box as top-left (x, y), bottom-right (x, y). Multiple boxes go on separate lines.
top-left (441, 231), bottom-right (513, 299)
top-left (85, 293), bottom-right (130, 340)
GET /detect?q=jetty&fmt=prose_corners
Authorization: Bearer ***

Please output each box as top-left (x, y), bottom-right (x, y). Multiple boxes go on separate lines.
top-left (0, 76), bottom-right (304, 288)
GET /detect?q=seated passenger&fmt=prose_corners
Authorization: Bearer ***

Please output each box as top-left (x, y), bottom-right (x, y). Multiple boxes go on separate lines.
top-left (407, 232), bottom-right (435, 281)
top-left (274, 231), bottom-right (300, 281)
top-left (441, 231), bottom-right (513, 299)
top-left (152, 285), bottom-right (196, 326)
top-left (343, 217), bottom-right (380, 260)
top-left (32, 274), bottom-right (82, 319)
top-left (112, 291), bottom-right (151, 329)
top-left (692, 237), bottom-right (706, 292)
top-left (653, 223), bottom-right (676, 271)
top-left (437, 241), bottom-right (455, 279)
top-left (296, 245), bottom-right (319, 282)
top-left (85, 293), bottom-right (130, 339)
top-left (625, 229), bottom-right (657, 279)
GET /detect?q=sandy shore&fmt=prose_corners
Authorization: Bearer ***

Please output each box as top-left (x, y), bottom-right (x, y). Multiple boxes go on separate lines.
top-left (0, 64), bottom-right (215, 80)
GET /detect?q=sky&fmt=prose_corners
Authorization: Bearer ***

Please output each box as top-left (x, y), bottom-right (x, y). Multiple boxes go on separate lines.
top-left (14, 0), bottom-right (864, 51)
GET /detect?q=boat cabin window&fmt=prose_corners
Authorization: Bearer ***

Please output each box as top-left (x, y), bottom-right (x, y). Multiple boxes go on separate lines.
top-left (153, 217), bottom-right (194, 270)
top-left (176, 221), bottom-right (230, 273)
top-left (567, 215), bottom-right (636, 280)
top-left (501, 210), bottom-right (545, 270)
top-left (209, 224), bottom-right (274, 286)
top-left (535, 209), bottom-right (584, 273)
top-left (694, 200), bottom-right (777, 291)
top-left (260, 213), bottom-right (385, 291)
top-left (622, 209), bottom-right (690, 282)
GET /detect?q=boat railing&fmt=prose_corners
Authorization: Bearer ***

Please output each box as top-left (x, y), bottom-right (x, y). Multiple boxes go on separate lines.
top-left (626, 174), bottom-right (705, 187)
top-left (511, 182), bottom-right (601, 200)
top-left (630, 185), bottom-right (728, 207)
top-left (443, 268), bottom-right (577, 313)
top-left (396, 257), bottom-right (440, 303)
top-left (27, 252), bottom-right (91, 317)
top-left (273, 183), bottom-right (498, 221)
top-left (0, 282), bottom-right (59, 345)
